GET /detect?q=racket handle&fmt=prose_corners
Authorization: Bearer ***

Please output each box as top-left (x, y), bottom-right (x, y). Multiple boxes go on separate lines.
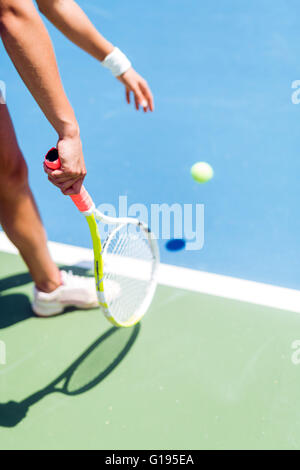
top-left (45, 148), bottom-right (94, 213)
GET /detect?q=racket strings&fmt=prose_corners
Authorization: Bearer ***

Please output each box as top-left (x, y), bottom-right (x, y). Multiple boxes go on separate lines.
top-left (102, 223), bottom-right (156, 323)
top-left (107, 275), bottom-right (150, 321)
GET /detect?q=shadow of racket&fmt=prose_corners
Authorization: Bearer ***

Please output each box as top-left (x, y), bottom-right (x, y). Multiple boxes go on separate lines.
top-left (0, 324), bottom-right (140, 427)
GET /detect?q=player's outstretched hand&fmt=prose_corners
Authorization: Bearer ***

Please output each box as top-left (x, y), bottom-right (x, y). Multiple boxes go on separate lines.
top-left (44, 134), bottom-right (87, 196)
top-left (118, 68), bottom-right (154, 113)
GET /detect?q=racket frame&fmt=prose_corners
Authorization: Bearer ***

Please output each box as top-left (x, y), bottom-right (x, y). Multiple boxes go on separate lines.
top-left (85, 207), bottom-right (159, 327)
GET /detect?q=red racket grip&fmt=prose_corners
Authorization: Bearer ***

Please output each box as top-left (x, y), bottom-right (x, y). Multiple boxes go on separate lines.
top-left (45, 148), bottom-right (94, 213)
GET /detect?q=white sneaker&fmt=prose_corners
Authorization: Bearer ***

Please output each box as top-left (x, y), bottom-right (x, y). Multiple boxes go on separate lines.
top-left (32, 270), bottom-right (99, 317)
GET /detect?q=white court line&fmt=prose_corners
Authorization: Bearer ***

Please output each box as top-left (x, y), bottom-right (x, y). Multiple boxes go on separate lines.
top-left (0, 231), bottom-right (300, 313)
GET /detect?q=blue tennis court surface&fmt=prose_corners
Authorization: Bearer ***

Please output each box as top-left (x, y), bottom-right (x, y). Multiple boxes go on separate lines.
top-left (1, 0), bottom-right (300, 289)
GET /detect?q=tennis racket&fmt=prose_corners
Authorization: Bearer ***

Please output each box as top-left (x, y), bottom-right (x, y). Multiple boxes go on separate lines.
top-left (45, 148), bottom-right (160, 328)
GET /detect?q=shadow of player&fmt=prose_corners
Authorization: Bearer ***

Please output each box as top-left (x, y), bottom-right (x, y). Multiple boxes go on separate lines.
top-left (0, 324), bottom-right (140, 427)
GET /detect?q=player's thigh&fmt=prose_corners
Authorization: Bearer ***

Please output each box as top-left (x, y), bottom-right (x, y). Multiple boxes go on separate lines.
top-left (0, 103), bottom-right (28, 190)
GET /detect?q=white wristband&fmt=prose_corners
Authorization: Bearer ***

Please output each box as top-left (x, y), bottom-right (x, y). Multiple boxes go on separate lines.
top-left (101, 47), bottom-right (132, 77)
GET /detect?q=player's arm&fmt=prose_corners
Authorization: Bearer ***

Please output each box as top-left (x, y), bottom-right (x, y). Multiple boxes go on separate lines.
top-left (0, 0), bottom-right (85, 194)
top-left (37, 0), bottom-right (154, 112)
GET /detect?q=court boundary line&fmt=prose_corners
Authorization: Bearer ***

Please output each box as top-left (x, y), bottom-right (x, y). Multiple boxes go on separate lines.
top-left (1, 231), bottom-right (300, 313)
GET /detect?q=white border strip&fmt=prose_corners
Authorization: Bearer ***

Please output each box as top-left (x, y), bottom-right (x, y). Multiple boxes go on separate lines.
top-left (1, 231), bottom-right (300, 313)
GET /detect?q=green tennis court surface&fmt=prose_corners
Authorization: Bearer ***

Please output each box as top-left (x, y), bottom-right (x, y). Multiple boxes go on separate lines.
top-left (1, 249), bottom-right (300, 450)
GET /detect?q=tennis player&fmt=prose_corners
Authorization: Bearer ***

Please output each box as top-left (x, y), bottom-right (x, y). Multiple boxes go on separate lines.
top-left (0, 0), bottom-right (154, 316)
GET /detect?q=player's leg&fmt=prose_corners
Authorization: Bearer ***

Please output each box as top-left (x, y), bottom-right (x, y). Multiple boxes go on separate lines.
top-left (0, 102), bottom-right (61, 293)
top-left (0, 103), bottom-right (98, 316)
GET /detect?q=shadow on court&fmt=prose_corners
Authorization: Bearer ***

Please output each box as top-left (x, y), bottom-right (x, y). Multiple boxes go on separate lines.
top-left (0, 266), bottom-right (94, 328)
top-left (0, 324), bottom-right (140, 427)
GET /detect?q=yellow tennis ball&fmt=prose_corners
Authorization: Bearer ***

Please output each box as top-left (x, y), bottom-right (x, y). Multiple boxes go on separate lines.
top-left (191, 162), bottom-right (214, 183)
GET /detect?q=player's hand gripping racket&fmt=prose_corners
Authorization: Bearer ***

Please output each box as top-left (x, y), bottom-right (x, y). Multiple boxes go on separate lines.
top-left (45, 148), bottom-right (159, 328)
